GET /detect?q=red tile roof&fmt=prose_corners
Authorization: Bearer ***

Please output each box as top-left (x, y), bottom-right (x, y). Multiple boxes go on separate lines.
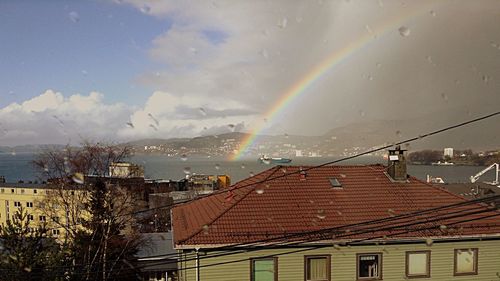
top-left (171, 165), bottom-right (500, 247)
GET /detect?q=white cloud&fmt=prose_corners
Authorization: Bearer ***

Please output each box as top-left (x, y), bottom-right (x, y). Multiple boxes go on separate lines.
top-left (117, 91), bottom-right (256, 139)
top-left (0, 90), bottom-right (256, 145)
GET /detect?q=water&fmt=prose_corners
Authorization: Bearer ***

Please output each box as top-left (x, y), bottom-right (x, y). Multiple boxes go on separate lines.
top-left (0, 153), bottom-right (492, 184)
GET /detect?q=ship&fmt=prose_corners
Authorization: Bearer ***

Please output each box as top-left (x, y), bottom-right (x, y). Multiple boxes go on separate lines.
top-left (431, 161), bottom-right (455, 166)
top-left (258, 155), bottom-right (292, 164)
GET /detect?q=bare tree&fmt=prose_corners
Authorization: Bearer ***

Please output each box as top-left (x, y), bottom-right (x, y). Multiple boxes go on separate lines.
top-left (33, 142), bottom-right (142, 281)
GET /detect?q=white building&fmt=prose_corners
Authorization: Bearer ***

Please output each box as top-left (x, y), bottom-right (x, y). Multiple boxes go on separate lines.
top-left (444, 147), bottom-right (454, 158)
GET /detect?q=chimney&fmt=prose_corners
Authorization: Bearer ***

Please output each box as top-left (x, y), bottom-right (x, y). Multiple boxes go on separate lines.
top-left (387, 146), bottom-right (407, 181)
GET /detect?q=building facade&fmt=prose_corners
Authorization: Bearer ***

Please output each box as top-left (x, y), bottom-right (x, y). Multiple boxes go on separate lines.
top-left (171, 148), bottom-right (500, 281)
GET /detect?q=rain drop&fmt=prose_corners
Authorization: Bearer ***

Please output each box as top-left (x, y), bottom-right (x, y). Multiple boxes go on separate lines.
top-left (260, 49), bottom-right (269, 59)
top-left (482, 75), bottom-right (490, 84)
top-left (183, 167), bottom-right (191, 175)
top-left (255, 187), bottom-right (264, 194)
top-left (278, 17), bottom-right (288, 29)
top-left (429, 10), bottom-right (436, 17)
top-left (376, 62), bottom-right (382, 68)
top-left (440, 92), bottom-right (448, 102)
top-left (227, 124), bottom-right (236, 132)
top-left (180, 154), bottom-right (188, 161)
top-left (425, 237), bottom-right (433, 246)
top-left (202, 224), bottom-right (209, 234)
top-left (262, 159), bottom-right (271, 165)
top-left (359, 110), bottom-right (366, 118)
top-left (72, 173), bottom-right (85, 184)
top-left (396, 130), bottom-right (402, 138)
top-left (126, 122), bottom-right (134, 128)
top-left (140, 4), bottom-right (151, 14)
top-left (439, 224), bottom-right (447, 230)
top-left (240, 164), bottom-right (246, 169)
top-left (387, 208), bottom-right (396, 217)
top-left (378, 0), bottom-right (384, 7)
top-left (214, 164), bottom-right (220, 170)
top-left (68, 11), bottom-right (80, 23)
top-left (199, 107), bottom-right (207, 116)
top-left (316, 209), bottom-right (326, 220)
top-left (249, 171), bottom-right (255, 177)
top-left (398, 26), bottom-right (410, 37)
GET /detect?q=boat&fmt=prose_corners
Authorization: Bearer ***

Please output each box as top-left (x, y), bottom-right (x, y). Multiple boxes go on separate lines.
top-left (431, 161), bottom-right (455, 166)
top-left (258, 155), bottom-right (292, 164)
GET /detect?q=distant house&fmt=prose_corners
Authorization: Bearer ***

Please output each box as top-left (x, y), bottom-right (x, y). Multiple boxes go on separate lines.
top-left (171, 147), bottom-right (500, 281)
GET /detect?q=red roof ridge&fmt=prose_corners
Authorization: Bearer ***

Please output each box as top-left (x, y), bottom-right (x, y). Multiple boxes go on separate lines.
top-left (175, 166), bottom-right (282, 244)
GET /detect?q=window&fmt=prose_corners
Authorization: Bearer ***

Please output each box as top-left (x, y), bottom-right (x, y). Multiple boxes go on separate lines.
top-left (26, 202), bottom-right (33, 208)
top-left (305, 255), bottom-right (330, 281)
top-left (251, 258), bottom-right (277, 281)
top-left (14, 201), bottom-right (21, 207)
top-left (406, 251), bottom-right (430, 278)
top-left (357, 253), bottom-right (382, 280)
top-left (27, 214), bottom-right (34, 221)
top-left (0, 189), bottom-right (4, 193)
top-left (20, 189), bottom-right (25, 194)
top-left (10, 189), bottom-right (14, 193)
top-left (33, 189), bottom-right (37, 194)
top-left (454, 248), bottom-right (478, 276)
top-left (52, 229), bottom-right (60, 236)
top-left (39, 215), bottom-right (46, 222)
top-left (52, 216), bottom-right (60, 223)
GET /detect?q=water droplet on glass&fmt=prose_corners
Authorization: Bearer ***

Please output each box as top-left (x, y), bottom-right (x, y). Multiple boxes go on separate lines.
top-left (202, 224), bottom-right (209, 234)
top-left (368, 75), bottom-right (373, 81)
top-left (10, 151), bottom-right (16, 156)
top-left (180, 154), bottom-right (188, 161)
top-left (199, 107), bottom-right (207, 116)
top-left (440, 92), bottom-right (448, 102)
top-left (69, 11), bottom-right (80, 23)
top-left (482, 75), bottom-right (490, 83)
top-left (72, 173), bottom-right (85, 184)
top-left (260, 49), bottom-right (269, 59)
top-left (398, 26), bottom-right (410, 37)
top-left (255, 187), bottom-right (264, 194)
top-left (126, 122), bottom-right (134, 128)
top-left (149, 124), bottom-right (158, 131)
top-left (183, 167), bottom-right (191, 175)
top-left (214, 164), bottom-right (220, 170)
top-left (284, 133), bottom-right (289, 139)
top-left (387, 208), bottom-right (396, 217)
top-left (316, 209), bottom-right (326, 219)
top-left (81, 70), bottom-right (88, 76)
top-left (376, 62), bottom-right (382, 68)
top-left (189, 47), bottom-right (198, 54)
top-left (295, 16), bottom-right (303, 23)
top-left (396, 130), bottom-right (402, 138)
top-left (429, 10), bottom-right (436, 17)
top-left (140, 4), bottom-right (151, 14)
top-left (378, 0), bottom-right (384, 7)
top-left (359, 110), bottom-right (366, 118)
top-left (278, 17), bottom-right (288, 29)
top-left (490, 41), bottom-right (499, 49)
top-left (249, 171), bottom-right (255, 177)
top-left (439, 224), bottom-right (447, 230)
top-left (425, 237), bottom-right (433, 246)
top-left (240, 164), bottom-right (246, 169)
top-left (262, 158), bottom-right (271, 165)
top-left (227, 124), bottom-right (235, 132)
top-left (365, 25), bottom-right (373, 34)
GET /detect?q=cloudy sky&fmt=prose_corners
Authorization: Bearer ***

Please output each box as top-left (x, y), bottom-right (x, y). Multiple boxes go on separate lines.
top-left (0, 0), bottom-right (499, 146)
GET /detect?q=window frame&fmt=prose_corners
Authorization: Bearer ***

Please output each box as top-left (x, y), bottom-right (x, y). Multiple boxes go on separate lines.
top-left (304, 255), bottom-right (331, 281)
top-left (356, 253), bottom-right (383, 281)
top-left (250, 257), bottom-right (278, 281)
top-left (405, 251), bottom-right (431, 279)
top-left (453, 248), bottom-right (478, 276)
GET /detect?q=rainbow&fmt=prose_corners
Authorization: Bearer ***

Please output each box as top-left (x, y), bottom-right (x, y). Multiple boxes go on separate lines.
top-left (231, 3), bottom-right (439, 160)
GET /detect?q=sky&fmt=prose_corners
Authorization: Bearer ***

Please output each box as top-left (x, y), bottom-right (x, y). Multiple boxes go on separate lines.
top-left (0, 0), bottom-right (499, 147)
